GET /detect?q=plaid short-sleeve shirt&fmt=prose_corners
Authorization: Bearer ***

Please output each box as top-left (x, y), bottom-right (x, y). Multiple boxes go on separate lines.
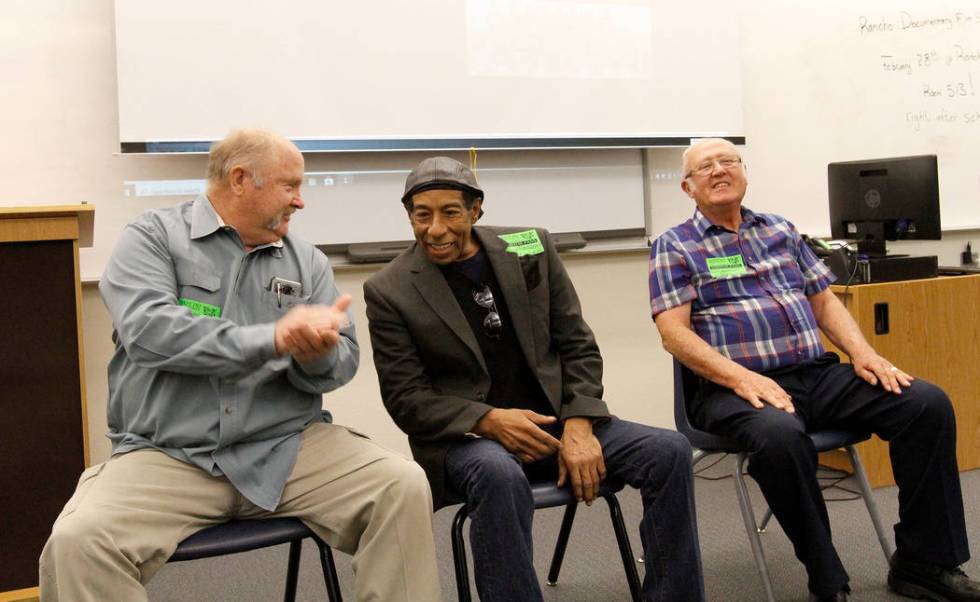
top-left (649, 207), bottom-right (835, 372)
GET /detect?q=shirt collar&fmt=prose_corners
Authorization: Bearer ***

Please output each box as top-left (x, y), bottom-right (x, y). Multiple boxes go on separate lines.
top-left (190, 194), bottom-right (283, 250)
top-left (691, 206), bottom-right (767, 236)
top-left (190, 194), bottom-right (222, 239)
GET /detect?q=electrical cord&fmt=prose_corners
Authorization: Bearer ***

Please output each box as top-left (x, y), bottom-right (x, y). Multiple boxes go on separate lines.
top-left (816, 466), bottom-right (862, 502)
top-left (692, 452), bottom-right (863, 502)
top-left (693, 453), bottom-right (732, 480)
top-left (832, 242), bottom-right (860, 308)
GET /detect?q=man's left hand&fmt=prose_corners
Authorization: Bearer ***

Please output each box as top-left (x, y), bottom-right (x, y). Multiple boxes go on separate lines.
top-left (557, 417), bottom-right (606, 505)
top-left (851, 351), bottom-right (913, 394)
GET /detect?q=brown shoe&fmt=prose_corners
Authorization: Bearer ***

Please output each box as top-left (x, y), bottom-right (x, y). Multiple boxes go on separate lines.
top-left (889, 553), bottom-right (980, 601)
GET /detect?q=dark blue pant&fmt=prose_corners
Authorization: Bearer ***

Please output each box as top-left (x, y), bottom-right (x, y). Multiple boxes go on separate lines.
top-left (445, 417), bottom-right (705, 602)
top-left (691, 353), bottom-right (969, 597)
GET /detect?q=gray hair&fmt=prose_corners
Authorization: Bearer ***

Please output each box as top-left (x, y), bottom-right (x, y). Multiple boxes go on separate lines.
top-left (206, 128), bottom-right (289, 194)
top-left (681, 138), bottom-right (740, 176)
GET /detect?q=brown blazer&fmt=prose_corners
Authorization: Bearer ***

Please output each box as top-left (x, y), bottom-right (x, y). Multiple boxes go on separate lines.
top-left (364, 225), bottom-right (610, 508)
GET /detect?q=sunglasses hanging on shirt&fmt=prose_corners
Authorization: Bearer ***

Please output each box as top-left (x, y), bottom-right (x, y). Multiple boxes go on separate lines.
top-left (472, 285), bottom-right (503, 339)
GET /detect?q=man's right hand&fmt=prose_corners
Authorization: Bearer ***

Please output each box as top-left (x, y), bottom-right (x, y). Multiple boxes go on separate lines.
top-left (732, 370), bottom-right (795, 414)
top-left (472, 408), bottom-right (561, 463)
top-left (274, 294), bottom-right (352, 363)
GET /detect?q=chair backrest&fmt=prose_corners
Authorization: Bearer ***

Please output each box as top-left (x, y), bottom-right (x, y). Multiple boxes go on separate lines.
top-left (672, 358), bottom-right (738, 452)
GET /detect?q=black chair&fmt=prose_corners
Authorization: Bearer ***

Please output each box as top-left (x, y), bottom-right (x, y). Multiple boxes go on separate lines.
top-left (672, 359), bottom-right (893, 601)
top-left (450, 477), bottom-right (642, 602)
top-left (168, 517), bottom-right (342, 602)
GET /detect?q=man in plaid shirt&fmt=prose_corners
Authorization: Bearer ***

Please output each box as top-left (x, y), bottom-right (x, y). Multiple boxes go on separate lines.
top-left (650, 139), bottom-right (977, 602)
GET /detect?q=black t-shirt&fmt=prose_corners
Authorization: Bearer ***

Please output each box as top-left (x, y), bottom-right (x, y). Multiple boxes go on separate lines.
top-left (439, 248), bottom-right (555, 417)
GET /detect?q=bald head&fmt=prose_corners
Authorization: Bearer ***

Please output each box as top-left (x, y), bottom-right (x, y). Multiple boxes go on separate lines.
top-left (681, 138), bottom-right (740, 177)
top-left (679, 138), bottom-right (747, 228)
top-left (207, 128), bottom-right (299, 195)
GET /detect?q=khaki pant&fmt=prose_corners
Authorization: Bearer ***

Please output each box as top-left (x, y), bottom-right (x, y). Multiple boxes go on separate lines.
top-left (39, 422), bottom-right (442, 602)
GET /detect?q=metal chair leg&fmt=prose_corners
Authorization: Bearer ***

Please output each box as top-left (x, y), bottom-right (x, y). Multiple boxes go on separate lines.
top-left (697, 449), bottom-right (774, 535)
top-left (313, 538), bottom-right (343, 602)
top-left (451, 504), bottom-right (473, 602)
top-left (692, 449), bottom-right (712, 467)
top-left (846, 445), bottom-right (894, 562)
top-left (758, 508), bottom-right (774, 533)
top-left (758, 460), bottom-right (851, 534)
top-left (284, 540), bottom-right (302, 602)
top-left (734, 453), bottom-right (777, 602)
top-left (546, 503), bottom-right (578, 585)
top-left (604, 493), bottom-right (643, 602)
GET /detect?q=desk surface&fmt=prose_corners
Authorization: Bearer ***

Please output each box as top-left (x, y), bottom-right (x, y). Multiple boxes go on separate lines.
top-left (0, 204), bottom-right (94, 246)
top-left (938, 265), bottom-right (980, 276)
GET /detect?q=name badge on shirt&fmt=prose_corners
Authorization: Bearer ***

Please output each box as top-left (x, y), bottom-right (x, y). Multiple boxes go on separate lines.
top-left (179, 297), bottom-right (222, 318)
top-left (706, 254), bottom-right (748, 278)
top-left (498, 229), bottom-right (545, 256)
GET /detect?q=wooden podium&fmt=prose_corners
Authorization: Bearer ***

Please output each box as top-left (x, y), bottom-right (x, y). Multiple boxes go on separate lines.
top-left (0, 205), bottom-right (94, 602)
top-left (819, 275), bottom-right (980, 487)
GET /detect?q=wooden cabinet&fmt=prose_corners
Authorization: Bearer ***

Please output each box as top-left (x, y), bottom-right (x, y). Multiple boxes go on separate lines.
top-left (819, 275), bottom-right (980, 488)
top-left (0, 205), bottom-right (93, 601)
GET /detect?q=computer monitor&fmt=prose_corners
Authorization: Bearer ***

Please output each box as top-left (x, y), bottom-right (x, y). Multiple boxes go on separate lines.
top-left (827, 154), bottom-right (941, 256)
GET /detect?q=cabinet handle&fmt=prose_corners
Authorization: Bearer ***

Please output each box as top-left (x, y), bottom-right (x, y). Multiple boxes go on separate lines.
top-left (874, 302), bottom-right (889, 335)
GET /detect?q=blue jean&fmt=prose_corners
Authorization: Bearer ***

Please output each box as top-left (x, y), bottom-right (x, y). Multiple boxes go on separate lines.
top-left (444, 417), bottom-right (705, 602)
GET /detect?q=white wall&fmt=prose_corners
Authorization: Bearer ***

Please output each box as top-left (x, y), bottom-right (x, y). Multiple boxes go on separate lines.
top-left (4, 0), bottom-right (978, 465)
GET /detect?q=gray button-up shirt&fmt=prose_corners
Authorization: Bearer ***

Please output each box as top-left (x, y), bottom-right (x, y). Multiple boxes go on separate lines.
top-left (99, 195), bottom-right (358, 510)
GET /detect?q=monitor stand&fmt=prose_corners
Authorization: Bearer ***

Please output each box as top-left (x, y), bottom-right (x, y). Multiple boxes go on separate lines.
top-left (854, 222), bottom-right (888, 257)
top-left (856, 239), bottom-right (886, 256)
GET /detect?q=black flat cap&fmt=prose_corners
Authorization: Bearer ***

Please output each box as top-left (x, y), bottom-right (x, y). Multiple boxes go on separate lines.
top-left (401, 156), bottom-right (485, 205)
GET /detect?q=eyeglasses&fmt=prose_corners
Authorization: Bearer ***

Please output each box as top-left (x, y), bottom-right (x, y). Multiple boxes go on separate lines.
top-left (473, 285), bottom-right (503, 339)
top-left (685, 155), bottom-right (742, 179)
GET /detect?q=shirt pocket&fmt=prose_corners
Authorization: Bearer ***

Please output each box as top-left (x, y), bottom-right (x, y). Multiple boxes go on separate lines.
top-left (174, 259), bottom-right (223, 303)
top-left (254, 287), bottom-right (312, 322)
top-left (692, 266), bottom-right (741, 306)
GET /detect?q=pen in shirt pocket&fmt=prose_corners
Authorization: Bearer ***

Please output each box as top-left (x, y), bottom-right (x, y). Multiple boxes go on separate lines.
top-left (268, 277), bottom-right (303, 309)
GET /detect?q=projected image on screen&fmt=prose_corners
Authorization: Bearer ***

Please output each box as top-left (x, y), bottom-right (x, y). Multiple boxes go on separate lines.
top-left (466, 0), bottom-right (653, 80)
top-left (113, 0), bottom-right (743, 152)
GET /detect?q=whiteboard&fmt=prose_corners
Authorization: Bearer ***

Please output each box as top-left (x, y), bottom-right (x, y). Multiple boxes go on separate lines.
top-left (737, 0), bottom-right (980, 234)
top-left (113, 0), bottom-right (743, 150)
top-left (119, 149), bottom-right (646, 249)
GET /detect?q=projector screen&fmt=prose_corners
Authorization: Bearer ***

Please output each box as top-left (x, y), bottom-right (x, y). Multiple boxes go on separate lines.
top-left (114, 0), bottom-right (744, 152)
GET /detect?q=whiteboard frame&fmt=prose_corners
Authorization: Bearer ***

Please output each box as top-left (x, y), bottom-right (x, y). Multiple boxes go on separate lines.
top-left (120, 135), bottom-right (747, 154)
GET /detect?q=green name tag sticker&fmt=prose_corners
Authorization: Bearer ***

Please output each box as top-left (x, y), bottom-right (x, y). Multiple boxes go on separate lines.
top-left (706, 254), bottom-right (748, 278)
top-left (179, 297), bottom-right (222, 318)
top-left (498, 229), bottom-right (545, 256)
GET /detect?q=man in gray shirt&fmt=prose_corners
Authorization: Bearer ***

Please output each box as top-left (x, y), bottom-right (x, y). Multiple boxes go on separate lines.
top-left (39, 128), bottom-right (441, 602)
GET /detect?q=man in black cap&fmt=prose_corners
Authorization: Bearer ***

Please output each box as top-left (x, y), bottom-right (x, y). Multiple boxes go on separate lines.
top-left (364, 156), bottom-right (705, 601)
